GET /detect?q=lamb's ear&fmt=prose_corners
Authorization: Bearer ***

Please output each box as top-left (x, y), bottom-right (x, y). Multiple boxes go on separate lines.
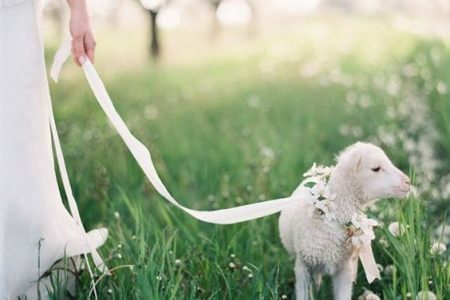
top-left (337, 146), bottom-right (363, 172)
top-left (353, 149), bottom-right (363, 171)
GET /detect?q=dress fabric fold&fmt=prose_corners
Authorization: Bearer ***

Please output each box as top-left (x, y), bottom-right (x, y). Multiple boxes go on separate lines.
top-left (0, 1), bottom-right (106, 298)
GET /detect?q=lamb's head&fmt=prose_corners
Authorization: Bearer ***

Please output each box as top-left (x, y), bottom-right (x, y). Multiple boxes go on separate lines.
top-left (333, 142), bottom-right (410, 203)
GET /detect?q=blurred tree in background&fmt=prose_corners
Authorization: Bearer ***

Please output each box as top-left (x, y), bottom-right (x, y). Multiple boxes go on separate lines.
top-left (140, 0), bottom-right (166, 60)
top-left (42, 0), bottom-right (449, 61)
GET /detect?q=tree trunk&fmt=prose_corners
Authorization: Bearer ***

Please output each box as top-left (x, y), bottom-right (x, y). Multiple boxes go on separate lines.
top-left (209, 0), bottom-right (222, 39)
top-left (149, 10), bottom-right (160, 60)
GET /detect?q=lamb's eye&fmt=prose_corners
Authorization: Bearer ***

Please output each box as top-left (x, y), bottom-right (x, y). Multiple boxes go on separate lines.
top-left (371, 167), bottom-right (381, 172)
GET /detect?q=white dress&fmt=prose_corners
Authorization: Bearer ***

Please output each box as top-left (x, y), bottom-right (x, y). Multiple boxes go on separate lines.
top-left (0, 0), bottom-right (107, 298)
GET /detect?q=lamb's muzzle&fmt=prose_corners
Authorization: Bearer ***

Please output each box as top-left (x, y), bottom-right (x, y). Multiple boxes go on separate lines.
top-left (279, 142), bottom-right (409, 300)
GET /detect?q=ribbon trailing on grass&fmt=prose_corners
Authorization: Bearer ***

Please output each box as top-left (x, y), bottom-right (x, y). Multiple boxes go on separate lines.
top-left (49, 36), bottom-right (380, 283)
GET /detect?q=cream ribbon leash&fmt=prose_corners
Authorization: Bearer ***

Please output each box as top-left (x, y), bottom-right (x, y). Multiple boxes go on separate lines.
top-left (49, 36), bottom-right (380, 283)
top-left (50, 35), bottom-right (302, 225)
top-left (359, 243), bottom-right (381, 283)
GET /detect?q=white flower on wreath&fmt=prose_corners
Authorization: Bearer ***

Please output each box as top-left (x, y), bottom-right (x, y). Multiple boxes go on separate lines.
top-left (302, 163), bottom-right (337, 222)
top-left (303, 163), bottom-right (334, 178)
top-left (310, 180), bottom-right (329, 198)
top-left (302, 163), bottom-right (379, 245)
top-left (349, 213), bottom-right (378, 247)
top-left (314, 200), bottom-right (336, 222)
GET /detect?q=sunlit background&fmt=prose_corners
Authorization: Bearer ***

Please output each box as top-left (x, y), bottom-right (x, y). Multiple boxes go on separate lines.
top-left (42, 0), bottom-right (450, 65)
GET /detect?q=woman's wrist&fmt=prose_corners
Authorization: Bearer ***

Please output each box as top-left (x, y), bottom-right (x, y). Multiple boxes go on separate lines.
top-left (67, 0), bottom-right (89, 21)
top-left (66, 0), bottom-right (96, 66)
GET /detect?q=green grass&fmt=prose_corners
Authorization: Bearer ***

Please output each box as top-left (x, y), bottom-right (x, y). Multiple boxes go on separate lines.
top-left (44, 17), bottom-right (450, 299)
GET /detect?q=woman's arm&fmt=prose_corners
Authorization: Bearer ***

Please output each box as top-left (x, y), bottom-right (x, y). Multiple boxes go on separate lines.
top-left (66, 0), bottom-right (95, 66)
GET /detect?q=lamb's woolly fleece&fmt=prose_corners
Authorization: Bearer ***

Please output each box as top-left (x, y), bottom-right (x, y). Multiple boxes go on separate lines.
top-left (279, 142), bottom-right (409, 275)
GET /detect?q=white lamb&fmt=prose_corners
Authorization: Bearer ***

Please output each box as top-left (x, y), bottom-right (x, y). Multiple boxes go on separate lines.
top-left (279, 142), bottom-right (410, 300)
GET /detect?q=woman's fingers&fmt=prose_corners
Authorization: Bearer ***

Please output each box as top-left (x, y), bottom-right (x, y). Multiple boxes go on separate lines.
top-left (71, 33), bottom-right (96, 66)
top-left (72, 34), bottom-right (86, 66)
top-left (84, 32), bottom-right (96, 64)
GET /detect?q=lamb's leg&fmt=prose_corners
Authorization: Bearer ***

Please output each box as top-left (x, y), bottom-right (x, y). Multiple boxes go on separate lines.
top-left (332, 260), bottom-right (353, 300)
top-left (314, 273), bottom-right (322, 289)
top-left (294, 257), bottom-right (311, 300)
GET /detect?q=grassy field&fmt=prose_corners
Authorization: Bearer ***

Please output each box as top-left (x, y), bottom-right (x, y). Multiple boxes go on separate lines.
top-left (45, 17), bottom-right (450, 299)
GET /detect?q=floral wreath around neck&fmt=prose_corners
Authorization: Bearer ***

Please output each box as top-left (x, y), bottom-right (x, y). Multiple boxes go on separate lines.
top-left (301, 163), bottom-right (379, 247)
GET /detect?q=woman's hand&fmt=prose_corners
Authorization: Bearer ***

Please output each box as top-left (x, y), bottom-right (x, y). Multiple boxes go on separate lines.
top-left (67, 0), bottom-right (95, 66)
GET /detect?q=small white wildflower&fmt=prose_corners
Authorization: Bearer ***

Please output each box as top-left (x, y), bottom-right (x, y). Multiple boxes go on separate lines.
top-left (144, 105), bottom-right (159, 120)
top-left (116, 253), bottom-right (122, 259)
top-left (358, 290), bottom-right (380, 300)
top-left (406, 185), bottom-right (418, 198)
top-left (406, 292), bottom-right (412, 299)
top-left (118, 244), bottom-right (122, 249)
top-left (359, 95), bottom-right (371, 108)
top-left (281, 295), bottom-right (288, 300)
top-left (132, 235), bottom-right (137, 240)
top-left (156, 275), bottom-right (162, 281)
top-left (430, 242), bottom-right (446, 255)
top-left (114, 211), bottom-right (120, 219)
top-left (339, 124), bottom-right (351, 136)
top-left (379, 237), bottom-right (389, 248)
top-left (403, 64), bottom-right (417, 77)
top-left (247, 95), bottom-right (261, 108)
top-left (228, 262), bottom-right (236, 269)
top-left (376, 264), bottom-right (384, 273)
top-left (366, 294), bottom-right (380, 300)
top-left (436, 81), bottom-right (448, 94)
top-left (388, 222), bottom-right (405, 237)
top-left (107, 289), bottom-right (113, 294)
top-left (417, 291), bottom-right (437, 300)
top-left (247, 273), bottom-right (253, 278)
top-left (260, 146), bottom-right (275, 159)
top-left (175, 259), bottom-right (182, 265)
top-left (384, 265), bottom-right (396, 277)
top-left (435, 223), bottom-right (450, 244)
top-left (230, 253), bottom-right (236, 258)
top-left (242, 266), bottom-right (250, 272)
